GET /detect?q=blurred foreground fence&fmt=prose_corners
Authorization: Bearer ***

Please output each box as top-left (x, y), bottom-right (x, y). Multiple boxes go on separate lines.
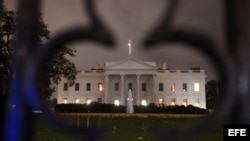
top-left (2, 0), bottom-right (250, 141)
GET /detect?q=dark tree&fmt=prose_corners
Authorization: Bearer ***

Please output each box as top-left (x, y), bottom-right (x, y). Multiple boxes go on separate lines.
top-left (0, 5), bottom-right (15, 97)
top-left (0, 5), bottom-right (77, 99)
top-left (206, 80), bottom-right (220, 109)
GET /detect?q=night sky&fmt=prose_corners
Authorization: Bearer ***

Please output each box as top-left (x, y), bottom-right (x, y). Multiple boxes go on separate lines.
top-left (4, 0), bottom-right (226, 81)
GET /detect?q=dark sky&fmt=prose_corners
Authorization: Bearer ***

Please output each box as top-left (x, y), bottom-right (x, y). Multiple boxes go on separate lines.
top-left (4, 0), bottom-right (226, 81)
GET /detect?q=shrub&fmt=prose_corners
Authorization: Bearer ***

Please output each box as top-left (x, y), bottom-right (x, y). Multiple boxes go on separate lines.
top-left (55, 103), bottom-right (208, 114)
top-left (55, 103), bottom-right (126, 113)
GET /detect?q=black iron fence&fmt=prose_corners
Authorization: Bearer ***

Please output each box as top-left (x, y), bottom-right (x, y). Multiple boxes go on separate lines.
top-left (2, 0), bottom-right (250, 141)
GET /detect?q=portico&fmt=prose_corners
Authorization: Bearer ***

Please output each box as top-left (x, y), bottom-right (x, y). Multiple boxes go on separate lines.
top-left (104, 57), bottom-right (156, 106)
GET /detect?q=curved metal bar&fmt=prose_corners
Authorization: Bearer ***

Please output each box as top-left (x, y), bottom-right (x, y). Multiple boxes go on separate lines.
top-left (22, 0), bottom-right (115, 139)
top-left (4, 0), bottom-right (115, 141)
top-left (143, 0), bottom-right (179, 46)
top-left (143, 0), bottom-right (237, 140)
top-left (3, 0), bottom-right (250, 140)
top-left (224, 0), bottom-right (250, 124)
top-left (145, 29), bottom-right (236, 140)
top-left (3, 0), bottom-right (41, 140)
top-left (23, 27), bottom-right (114, 140)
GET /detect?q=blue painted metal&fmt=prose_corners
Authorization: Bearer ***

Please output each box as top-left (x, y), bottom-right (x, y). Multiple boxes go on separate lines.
top-left (2, 0), bottom-right (250, 140)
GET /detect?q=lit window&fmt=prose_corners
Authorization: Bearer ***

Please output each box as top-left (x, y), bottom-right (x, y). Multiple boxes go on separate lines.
top-left (183, 83), bottom-right (187, 92)
top-left (141, 100), bottom-right (147, 106)
top-left (182, 99), bottom-right (188, 107)
top-left (159, 98), bottom-right (163, 106)
top-left (63, 83), bottom-right (68, 91)
top-left (63, 98), bottom-right (68, 104)
top-left (86, 98), bottom-right (91, 104)
top-left (75, 98), bottom-right (79, 103)
top-left (114, 99), bottom-right (120, 106)
top-left (194, 99), bottom-right (200, 107)
top-left (159, 83), bottom-right (163, 91)
top-left (194, 82), bottom-right (200, 92)
top-left (171, 83), bottom-right (175, 92)
top-left (75, 83), bottom-right (79, 91)
top-left (98, 83), bottom-right (103, 91)
top-left (170, 99), bottom-right (176, 106)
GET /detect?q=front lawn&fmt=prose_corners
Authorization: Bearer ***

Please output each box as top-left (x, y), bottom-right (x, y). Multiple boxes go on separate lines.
top-left (32, 113), bottom-right (224, 141)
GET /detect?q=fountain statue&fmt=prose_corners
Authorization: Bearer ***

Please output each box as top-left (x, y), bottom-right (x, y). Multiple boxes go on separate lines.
top-left (127, 89), bottom-right (134, 113)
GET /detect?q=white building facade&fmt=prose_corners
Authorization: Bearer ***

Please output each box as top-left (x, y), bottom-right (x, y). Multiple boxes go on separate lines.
top-left (57, 56), bottom-right (207, 109)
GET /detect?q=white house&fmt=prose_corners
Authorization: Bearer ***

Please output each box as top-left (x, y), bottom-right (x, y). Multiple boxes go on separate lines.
top-left (56, 41), bottom-right (207, 109)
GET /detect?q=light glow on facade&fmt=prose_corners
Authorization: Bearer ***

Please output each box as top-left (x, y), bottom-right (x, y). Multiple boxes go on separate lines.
top-left (75, 98), bottom-right (79, 103)
top-left (182, 99), bottom-right (187, 107)
top-left (141, 100), bottom-right (147, 106)
top-left (114, 99), bottom-right (120, 106)
top-left (170, 99), bottom-right (176, 106)
top-left (195, 99), bottom-right (200, 107)
top-left (86, 99), bottom-right (91, 104)
top-left (63, 98), bottom-right (68, 104)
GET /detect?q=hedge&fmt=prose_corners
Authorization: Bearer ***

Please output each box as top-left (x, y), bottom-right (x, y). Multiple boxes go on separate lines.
top-left (55, 102), bottom-right (208, 114)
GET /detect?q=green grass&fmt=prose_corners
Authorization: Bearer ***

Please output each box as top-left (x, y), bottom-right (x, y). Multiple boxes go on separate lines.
top-left (32, 114), bottom-right (224, 141)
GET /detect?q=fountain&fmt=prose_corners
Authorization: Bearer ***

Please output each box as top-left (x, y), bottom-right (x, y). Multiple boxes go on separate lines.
top-left (127, 89), bottom-right (134, 114)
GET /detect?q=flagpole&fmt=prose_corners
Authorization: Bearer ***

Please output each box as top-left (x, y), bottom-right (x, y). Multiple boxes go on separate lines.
top-left (128, 40), bottom-right (131, 57)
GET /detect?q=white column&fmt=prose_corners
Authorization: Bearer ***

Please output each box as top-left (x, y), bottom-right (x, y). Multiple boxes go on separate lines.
top-left (120, 74), bottom-right (125, 105)
top-left (104, 75), bottom-right (109, 103)
top-left (136, 74), bottom-right (141, 105)
top-left (152, 74), bottom-right (156, 104)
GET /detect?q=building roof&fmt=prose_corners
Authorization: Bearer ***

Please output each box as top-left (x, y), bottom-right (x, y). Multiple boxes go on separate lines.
top-left (105, 56), bottom-right (156, 70)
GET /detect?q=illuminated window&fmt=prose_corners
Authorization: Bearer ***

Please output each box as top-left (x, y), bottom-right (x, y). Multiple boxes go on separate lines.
top-left (183, 83), bottom-right (187, 92)
top-left (115, 83), bottom-right (119, 91)
top-left (182, 99), bottom-right (188, 107)
top-left (194, 82), bottom-right (200, 92)
top-left (170, 99), bottom-right (176, 106)
top-left (75, 83), bottom-right (79, 91)
top-left (194, 99), bottom-right (200, 107)
top-left (63, 83), bottom-right (68, 91)
top-left (171, 83), bottom-right (175, 92)
top-left (98, 83), bottom-right (103, 91)
top-left (86, 83), bottom-right (91, 91)
top-left (159, 98), bottom-right (163, 106)
top-left (142, 83), bottom-right (146, 91)
top-left (86, 98), bottom-right (91, 104)
top-left (141, 100), bottom-right (147, 106)
top-left (114, 99), bottom-right (120, 106)
top-left (63, 98), bottom-right (68, 104)
top-left (159, 83), bottom-right (163, 91)
top-left (75, 98), bottom-right (79, 103)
